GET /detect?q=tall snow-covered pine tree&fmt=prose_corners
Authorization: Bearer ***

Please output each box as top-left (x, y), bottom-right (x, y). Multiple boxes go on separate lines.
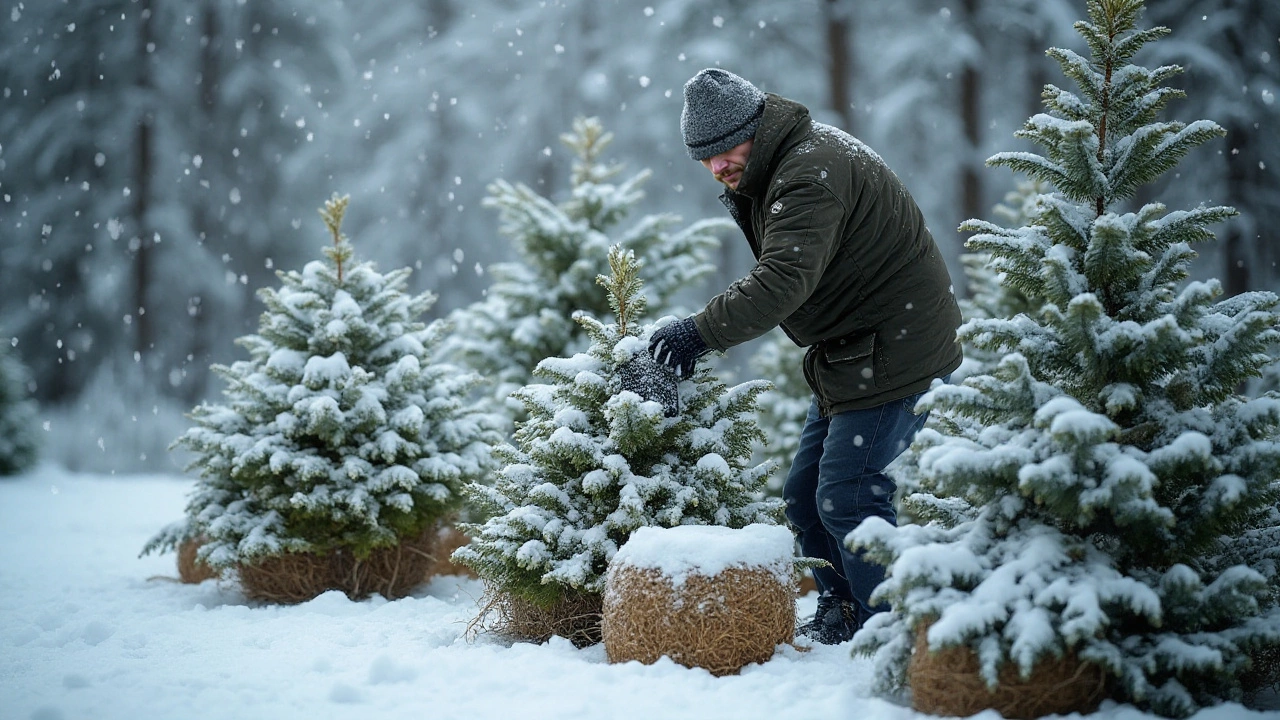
top-left (849, 1), bottom-right (1280, 715)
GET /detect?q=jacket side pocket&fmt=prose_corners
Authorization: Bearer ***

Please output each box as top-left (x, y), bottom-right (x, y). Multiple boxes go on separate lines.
top-left (822, 333), bottom-right (883, 392)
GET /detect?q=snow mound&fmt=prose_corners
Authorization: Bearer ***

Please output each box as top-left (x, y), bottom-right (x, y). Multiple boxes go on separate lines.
top-left (612, 524), bottom-right (795, 586)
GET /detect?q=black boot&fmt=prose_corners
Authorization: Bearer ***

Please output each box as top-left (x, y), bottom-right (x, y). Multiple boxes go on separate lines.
top-left (797, 594), bottom-right (859, 645)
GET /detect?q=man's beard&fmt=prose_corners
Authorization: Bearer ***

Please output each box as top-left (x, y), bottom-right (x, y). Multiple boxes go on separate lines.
top-left (716, 167), bottom-right (742, 188)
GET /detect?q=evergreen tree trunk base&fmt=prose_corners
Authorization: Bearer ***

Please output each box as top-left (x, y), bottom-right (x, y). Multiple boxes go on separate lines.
top-left (909, 624), bottom-right (1106, 719)
top-left (176, 536), bottom-right (219, 585)
top-left (602, 564), bottom-right (795, 676)
top-left (431, 523), bottom-right (478, 579)
top-left (236, 528), bottom-right (438, 604)
top-left (474, 583), bottom-right (603, 648)
top-left (1242, 645), bottom-right (1280, 709)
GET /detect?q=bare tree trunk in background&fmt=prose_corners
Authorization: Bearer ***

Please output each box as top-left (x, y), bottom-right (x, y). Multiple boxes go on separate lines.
top-left (959, 0), bottom-right (983, 229)
top-left (824, 0), bottom-right (854, 133)
top-left (133, 0), bottom-right (155, 358)
top-left (422, 0), bottom-right (468, 312)
top-left (183, 0), bottom-right (220, 402)
top-left (1222, 223), bottom-right (1250, 298)
top-left (1222, 18), bottom-right (1254, 298)
top-left (1222, 122), bottom-right (1253, 395)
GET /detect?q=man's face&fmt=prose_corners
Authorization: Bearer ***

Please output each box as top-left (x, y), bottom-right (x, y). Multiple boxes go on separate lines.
top-left (700, 139), bottom-right (753, 190)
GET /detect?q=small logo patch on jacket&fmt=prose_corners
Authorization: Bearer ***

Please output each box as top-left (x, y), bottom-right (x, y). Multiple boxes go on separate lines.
top-left (770, 201), bottom-right (783, 214)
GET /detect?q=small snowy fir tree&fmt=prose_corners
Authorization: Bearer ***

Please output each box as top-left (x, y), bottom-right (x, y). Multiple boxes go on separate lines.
top-left (748, 329), bottom-right (809, 494)
top-left (455, 246), bottom-right (782, 613)
top-left (849, 1), bottom-right (1280, 716)
top-left (144, 195), bottom-right (500, 567)
top-left (0, 343), bottom-right (39, 476)
top-left (444, 117), bottom-right (728, 422)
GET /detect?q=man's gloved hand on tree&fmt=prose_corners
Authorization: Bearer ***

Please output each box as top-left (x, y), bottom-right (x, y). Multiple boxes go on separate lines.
top-left (648, 316), bottom-right (709, 378)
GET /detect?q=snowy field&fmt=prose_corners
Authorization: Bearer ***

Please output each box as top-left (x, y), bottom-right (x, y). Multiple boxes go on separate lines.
top-left (0, 467), bottom-right (1275, 720)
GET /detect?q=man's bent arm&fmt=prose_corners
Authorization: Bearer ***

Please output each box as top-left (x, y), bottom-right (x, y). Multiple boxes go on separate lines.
top-left (694, 181), bottom-right (845, 351)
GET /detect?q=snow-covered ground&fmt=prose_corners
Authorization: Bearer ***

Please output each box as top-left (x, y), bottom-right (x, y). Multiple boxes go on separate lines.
top-left (0, 467), bottom-right (1274, 720)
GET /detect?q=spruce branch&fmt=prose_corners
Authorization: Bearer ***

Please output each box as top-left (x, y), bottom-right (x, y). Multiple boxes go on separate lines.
top-left (595, 244), bottom-right (647, 337)
top-left (562, 116), bottom-right (621, 188)
top-left (319, 193), bottom-right (351, 284)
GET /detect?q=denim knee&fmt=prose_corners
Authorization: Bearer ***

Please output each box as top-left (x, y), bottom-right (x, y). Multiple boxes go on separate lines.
top-left (813, 475), bottom-right (896, 538)
top-left (784, 491), bottom-right (822, 533)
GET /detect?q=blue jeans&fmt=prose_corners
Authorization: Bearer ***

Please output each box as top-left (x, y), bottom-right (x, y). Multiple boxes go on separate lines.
top-left (783, 389), bottom-right (934, 624)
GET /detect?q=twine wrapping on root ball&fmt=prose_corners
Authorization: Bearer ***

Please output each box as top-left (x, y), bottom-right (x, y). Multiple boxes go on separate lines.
top-left (908, 623), bottom-right (1106, 719)
top-left (602, 563), bottom-right (795, 676)
top-left (237, 527), bottom-right (438, 604)
top-left (600, 525), bottom-right (798, 676)
top-left (471, 581), bottom-right (603, 648)
top-left (177, 535), bottom-right (219, 584)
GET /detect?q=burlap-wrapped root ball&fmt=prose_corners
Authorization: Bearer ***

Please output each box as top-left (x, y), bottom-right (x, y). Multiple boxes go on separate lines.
top-left (237, 526), bottom-right (438, 604)
top-left (909, 622), bottom-right (1106, 719)
top-left (602, 524), bottom-right (796, 676)
top-left (177, 535), bottom-right (219, 584)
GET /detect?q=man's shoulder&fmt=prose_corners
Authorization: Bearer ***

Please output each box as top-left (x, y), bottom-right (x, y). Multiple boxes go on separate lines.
top-left (782, 122), bottom-right (886, 170)
top-left (765, 123), bottom-right (874, 198)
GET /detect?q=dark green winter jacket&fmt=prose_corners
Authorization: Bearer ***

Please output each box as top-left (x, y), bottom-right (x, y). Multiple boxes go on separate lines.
top-left (692, 94), bottom-right (963, 416)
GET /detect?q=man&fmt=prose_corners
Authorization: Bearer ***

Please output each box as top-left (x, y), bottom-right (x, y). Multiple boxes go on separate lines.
top-left (649, 68), bottom-right (963, 644)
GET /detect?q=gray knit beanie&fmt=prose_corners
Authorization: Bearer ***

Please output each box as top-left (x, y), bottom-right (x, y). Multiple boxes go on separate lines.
top-left (681, 68), bottom-right (766, 161)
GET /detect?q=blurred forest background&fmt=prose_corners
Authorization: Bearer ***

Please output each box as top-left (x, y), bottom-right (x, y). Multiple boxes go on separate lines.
top-left (1, 0), bottom-right (1276, 472)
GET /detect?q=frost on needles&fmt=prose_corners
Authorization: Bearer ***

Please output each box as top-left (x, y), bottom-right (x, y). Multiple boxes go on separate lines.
top-left (143, 194), bottom-right (501, 567)
top-left (849, 1), bottom-right (1280, 716)
top-left (454, 246), bottom-right (783, 611)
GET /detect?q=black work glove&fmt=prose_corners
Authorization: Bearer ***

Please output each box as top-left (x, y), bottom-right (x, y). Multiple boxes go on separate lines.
top-left (648, 317), bottom-right (709, 379)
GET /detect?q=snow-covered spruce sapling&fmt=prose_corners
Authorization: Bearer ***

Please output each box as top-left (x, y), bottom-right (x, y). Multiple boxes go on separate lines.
top-left (849, 1), bottom-right (1280, 716)
top-left (0, 343), bottom-right (39, 476)
top-left (443, 117), bottom-right (729, 421)
top-left (143, 194), bottom-right (501, 568)
top-left (454, 245), bottom-right (782, 611)
top-left (747, 329), bottom-right (809, 494)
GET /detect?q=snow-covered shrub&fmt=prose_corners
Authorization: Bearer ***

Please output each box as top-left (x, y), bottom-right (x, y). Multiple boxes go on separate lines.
top-left (850, 2), bottom-right (1280, 716)
top-left (0, 343), bottom-right (39, 476)
top-left (455, 246), bottom-right (782, 637)
top-left (747, 329), bottom-right (808, 494)
top-left (143, 194), bottom-right (501, 571)
top-left (443, 117), bottom-right (728, 422)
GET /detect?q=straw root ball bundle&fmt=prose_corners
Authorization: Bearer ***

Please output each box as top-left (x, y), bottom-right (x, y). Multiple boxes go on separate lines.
top-left (478, 584), bottom-right (604, 648)
top-left (237, 526), bottom-right (438, 604)
top-left (602, 524), bottom-right (796, 676)
top-left (177, 535), bottom-right (219, 584)
top-left (908, 623), bottom-right (1106, 719)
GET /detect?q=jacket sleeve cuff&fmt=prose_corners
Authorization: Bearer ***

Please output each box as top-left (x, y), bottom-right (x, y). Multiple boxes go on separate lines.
top-left (692, 312), bottom-right (730, 353)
